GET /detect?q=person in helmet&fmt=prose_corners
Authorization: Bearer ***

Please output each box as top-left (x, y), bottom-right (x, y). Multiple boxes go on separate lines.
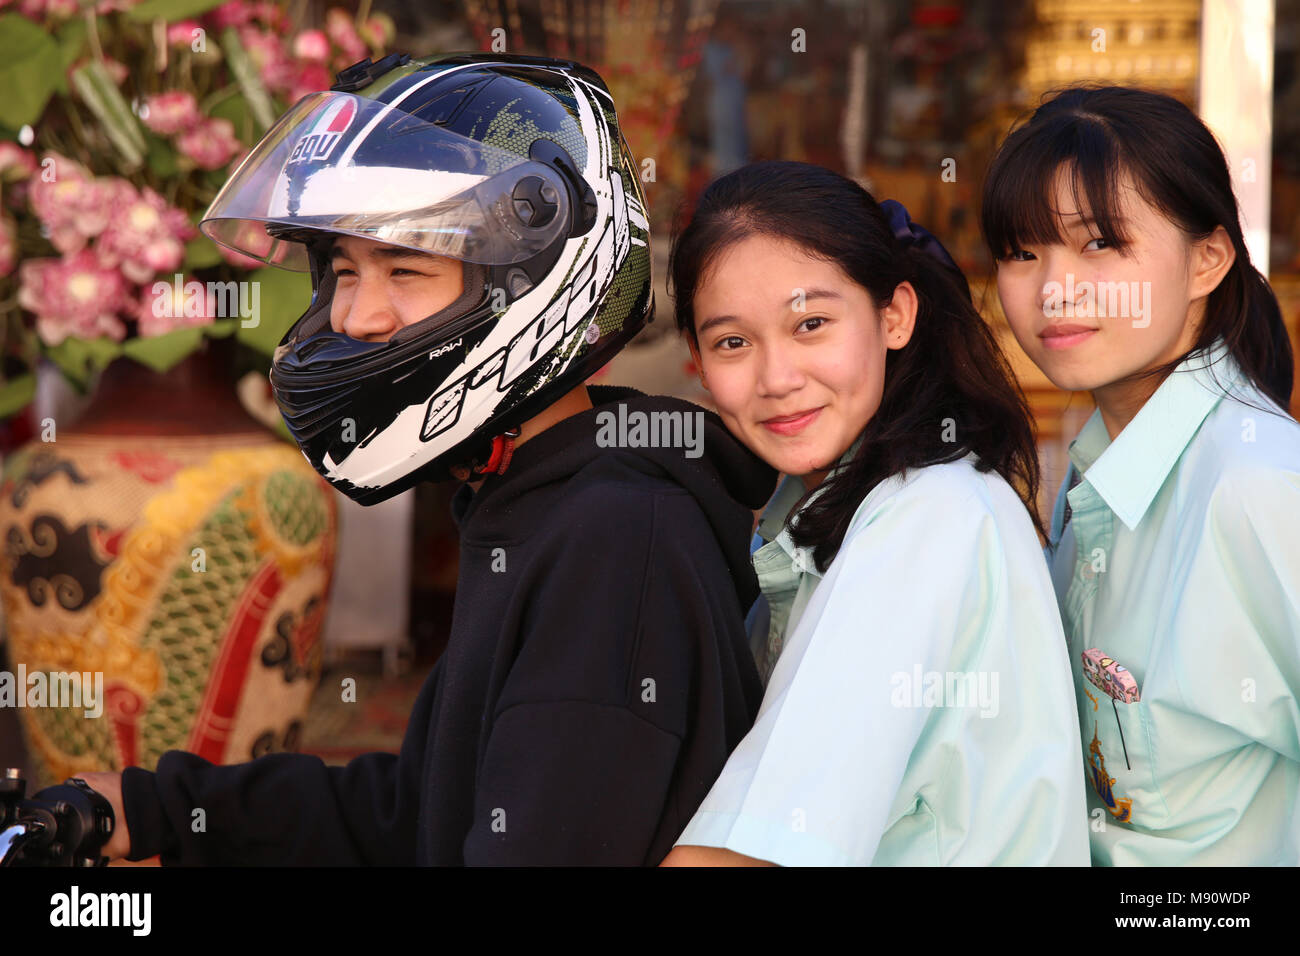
top-left (76, 54), bottom-right (776, 865)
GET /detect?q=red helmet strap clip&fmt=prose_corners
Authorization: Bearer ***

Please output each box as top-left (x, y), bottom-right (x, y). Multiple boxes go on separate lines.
top-left (479, 427), bottom-right (521, 475)
top-left (451, 427), bottom-right (521, 482)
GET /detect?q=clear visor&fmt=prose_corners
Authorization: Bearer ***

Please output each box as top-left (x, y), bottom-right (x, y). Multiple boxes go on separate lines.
top-left (201, 91), bottom-right (572, 270)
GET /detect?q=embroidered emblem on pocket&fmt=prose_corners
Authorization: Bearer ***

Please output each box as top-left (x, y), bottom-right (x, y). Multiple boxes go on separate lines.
top-left (1088, 724), bottom-right (1133, 823)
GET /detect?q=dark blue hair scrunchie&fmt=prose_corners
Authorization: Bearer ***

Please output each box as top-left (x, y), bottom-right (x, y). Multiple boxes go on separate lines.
top-left (878, 199), bottom-right (960, 274)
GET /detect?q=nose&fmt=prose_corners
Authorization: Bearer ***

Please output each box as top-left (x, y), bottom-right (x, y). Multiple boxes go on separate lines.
top-left (335, 273), bottom-right (399, 342)
top-left (1035, 248), bottom-right (1080, 314)
top-left (755, 339), bottom-right (806, 399)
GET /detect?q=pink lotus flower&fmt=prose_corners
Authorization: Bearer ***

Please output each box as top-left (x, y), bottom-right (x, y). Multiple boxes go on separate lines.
top-left (326, 9), bottom-right (367, 64)
top-left (18, 249), bottom-right (131, 346)
top-left (176, 117), bottom-right (242, 171)
top-left (97, 185), bottom-right (196, 284)
top-left (0, 142), bottom-right (37, 182)
top-left (208, 0), bottom-right (255, 30)
top-left (293, 29), bottom-right (330, 63)
top-left (28, 154), bottom-right (120, 254)
top-left (136, 276), bottom-right (216, 338)
top-left (16, 0), bottom-right (79, 19)
top-left (102, 57), bottom-right (129, 84)
top-left (240, 26), bottom-right (295, 94)
top-left (288, 62), bottom-right (333, 105)
top-left (359, 15), bottom-right (394, 49)
top-left (166, 20), bottom-right (203, 47)
top-left (142, 91), bottom-right (202, 136)
top-left (0, 217), bottom-right (16, 279)
top-left (68, 56), bottom-right (129, 85)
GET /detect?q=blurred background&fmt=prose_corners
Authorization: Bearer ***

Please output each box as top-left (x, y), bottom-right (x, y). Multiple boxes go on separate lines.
top-left (0, 0), bottom-right (1296, 803)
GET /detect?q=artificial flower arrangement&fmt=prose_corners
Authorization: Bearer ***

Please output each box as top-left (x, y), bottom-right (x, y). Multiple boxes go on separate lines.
top-left (0, 0), bottom-right (393, 417)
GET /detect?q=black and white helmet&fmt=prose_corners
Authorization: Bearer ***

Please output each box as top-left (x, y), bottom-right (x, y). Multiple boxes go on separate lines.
top-left (201, 53), bottom-right (653, 503)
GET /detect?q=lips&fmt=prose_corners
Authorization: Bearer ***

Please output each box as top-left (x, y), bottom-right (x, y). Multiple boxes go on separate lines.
top-left (761, 407), bottom-right (821, 436)
top-left (1040, 323), bottom-right (1098, 350)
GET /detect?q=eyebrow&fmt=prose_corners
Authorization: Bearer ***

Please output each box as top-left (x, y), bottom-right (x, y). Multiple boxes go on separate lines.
top-left (330, 242), bottom-right (443, 264)
top-left (696, 288), bottom-right (843, 337)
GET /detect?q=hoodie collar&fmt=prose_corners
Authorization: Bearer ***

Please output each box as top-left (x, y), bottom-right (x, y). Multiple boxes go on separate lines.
top-left (450, 385), bottom-right (778, 607)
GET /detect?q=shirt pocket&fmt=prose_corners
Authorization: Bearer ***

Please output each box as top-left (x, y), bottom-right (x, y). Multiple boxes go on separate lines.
top-left (1078, 680), bottom-right (1161, 827)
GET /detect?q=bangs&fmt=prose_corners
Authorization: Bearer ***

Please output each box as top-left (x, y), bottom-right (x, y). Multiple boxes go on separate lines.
top-left (981, 110), bottom-right (1139, 259)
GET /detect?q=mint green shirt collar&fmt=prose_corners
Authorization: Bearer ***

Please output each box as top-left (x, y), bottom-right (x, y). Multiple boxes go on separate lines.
top-left (750, 439), bottom-right (864, 682)
top-left (1067, 340), bottom-right (1247, 531)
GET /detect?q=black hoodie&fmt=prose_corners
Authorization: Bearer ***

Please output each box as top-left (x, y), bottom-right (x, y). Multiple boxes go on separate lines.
top-left (121, 385), bottom-right (777, 865)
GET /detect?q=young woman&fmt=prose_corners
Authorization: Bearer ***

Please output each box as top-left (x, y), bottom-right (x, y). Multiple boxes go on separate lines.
top-left (980, 86), bottom-right (1300, 865)
top-left (660, 160), bottom-right (1089, 866)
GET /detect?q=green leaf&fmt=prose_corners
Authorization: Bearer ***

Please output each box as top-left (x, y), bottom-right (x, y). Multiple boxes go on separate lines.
top-left (205, 317), bottom-right (237, 338)
top-left (236, 266), bottom-right (310, 356)
top-left (53, 18), bottom-right (88, 95)
top-left (44, 336), bottom-right (124, 391)
top-left (121, 324), bottom-right (205, 372)
top-left (219, 27), bottom-right (275, 133)
top-left (182, 234), bottom-right (224, 270)
top-left (70, 61), bottom-right (146, 169)
top-left (145, 132), bottom-right (179, 178)
top-left (0, 373), bottom-right (36, 419)
top-left (208, 91), bottom-right (254, 144)
top-left (126, 0), bottom-right (227, 22)
top-left (0, 14), bottom-right (64, 129)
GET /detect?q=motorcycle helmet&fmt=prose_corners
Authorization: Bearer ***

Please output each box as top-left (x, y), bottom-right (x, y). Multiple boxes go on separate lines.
top-left (200, 52), bottom-right (653, 503)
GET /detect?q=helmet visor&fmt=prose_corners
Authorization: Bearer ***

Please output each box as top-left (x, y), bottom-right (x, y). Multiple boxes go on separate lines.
top-left (201, 90), bottom-right (573, 270)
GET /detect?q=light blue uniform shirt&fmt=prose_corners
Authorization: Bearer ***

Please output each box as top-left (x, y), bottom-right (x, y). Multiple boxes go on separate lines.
top-left (1047, 341), bottom-right (1300, 865)
top-left (676, 454), bottom-right (1090, 865)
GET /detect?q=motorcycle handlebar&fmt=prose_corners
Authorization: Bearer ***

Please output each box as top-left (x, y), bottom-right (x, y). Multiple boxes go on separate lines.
top-left (0, 768), bottom-right (115, 867)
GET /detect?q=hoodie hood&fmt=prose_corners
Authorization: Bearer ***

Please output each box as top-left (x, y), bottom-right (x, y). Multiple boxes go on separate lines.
top-left (452, 385), bottom-right (778, 609)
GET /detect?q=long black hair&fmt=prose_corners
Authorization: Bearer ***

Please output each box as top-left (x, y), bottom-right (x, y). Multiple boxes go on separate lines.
top-left (670, 160), bottom-right (1044, 572)
top-left (981, 85), bottom-right (1294, 411)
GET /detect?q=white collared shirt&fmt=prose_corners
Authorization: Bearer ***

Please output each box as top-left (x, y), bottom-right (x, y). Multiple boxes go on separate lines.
top-left (678, 454), bottom-right (1090, 865)
top-left (1048, 341), bottom-right (1300, 865)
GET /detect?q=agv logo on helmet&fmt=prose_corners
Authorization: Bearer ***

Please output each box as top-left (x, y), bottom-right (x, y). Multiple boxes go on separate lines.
top-left (286, 97), bottom-right (356, 167)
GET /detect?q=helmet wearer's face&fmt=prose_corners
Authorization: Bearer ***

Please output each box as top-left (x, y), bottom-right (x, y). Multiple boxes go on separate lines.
top-left (327, 234), bottom-right (465, 343)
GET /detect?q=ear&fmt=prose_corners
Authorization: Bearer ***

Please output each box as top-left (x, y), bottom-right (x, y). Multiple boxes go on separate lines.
top-left (1188, 225), bottom-right (1236, 300)
top-left (686, 334), bottom-right (708, 390)
top-left (881, 281), bottom-right (918, 350)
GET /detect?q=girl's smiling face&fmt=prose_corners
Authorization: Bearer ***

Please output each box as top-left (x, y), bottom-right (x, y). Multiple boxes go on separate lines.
top-left (688, 233), bottom-right (916, 485)
top-left (994, 168), bottom-right (1232, 428)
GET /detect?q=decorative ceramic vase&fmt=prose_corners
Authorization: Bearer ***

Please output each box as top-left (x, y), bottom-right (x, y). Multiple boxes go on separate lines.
top-left (0, 339), bottom-right (337, 787)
